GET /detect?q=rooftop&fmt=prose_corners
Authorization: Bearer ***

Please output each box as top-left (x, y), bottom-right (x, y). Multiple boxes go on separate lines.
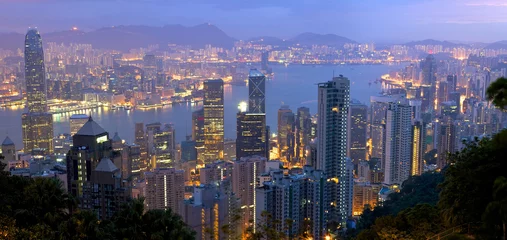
top-left (75, 117), bottom-right (107, 136)
top-left (249, 69), bottom-right (264, 77)
top-left (2, 136), bottom-right (14, 146)
top-left (95, 158), bottom-right (119, 172)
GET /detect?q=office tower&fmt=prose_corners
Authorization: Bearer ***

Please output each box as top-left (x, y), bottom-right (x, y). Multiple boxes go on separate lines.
top-left (437, 81), bottom-right (448, 110)
top-left (236, 103), bottom-right (267, 159)
top-left (419, 85), bottom-right (432, 113)
top-left (277, 106), bottom-right (295, 162)
top-left (383, 101), bottom-right (412, 185)
top-left (261, 52), bottom-right (269, 71)
top-left (203, 79), bottom-right (224, 162)
top-left (67, 117), bottom-right (112, 201)
top-left (437, 118), bottom-right (456, 169)
top-left (255, 166), bottom-right (327, 239)
top-left (447, 74), bottom-right (457, 92)
top-left (125, 143), bottom-right (144, 182)
top-left (1, 137), bottom-right (15, 170)
top-left (111, 132), bottom-right (123, 151)
top-left (22, 29), bottom-right (54, 154)
top-left (421, 54), bottom-right (437, 112)
top-left (153, 124), bottom-right (176, 168)
top-left (295, 107), bottom-right (311, 163)
top-left (145, 168), bottom-right (185, 212)
top-left (316, 75), bottom-right (352, 225)
top-left (180, 184), bottom-right (239, 240)
top-left (192, 108), bottom-right (205, 161)
top-left (70, 114), bottom-right (89, 136)
top-left (410, 121), bottom-right (425, 176)
top-left (81, 158), bottom-right (129, 220)
top-left (25, 29), bottom-right (47, 113)
top-left (348, 101), bottom-right (368, 165)
top-left (352, 182), bottom-right (381, 216)
top-left (248, 69), bottom-right (266, 113)
top-left (143, 54), bottom-right (157, 92)
top-left (441, 101), bottom-right (459, 120)
top-left (134, 123), bottom-right (148, 165)
top-left (232, 156), bottom-right (266, 230)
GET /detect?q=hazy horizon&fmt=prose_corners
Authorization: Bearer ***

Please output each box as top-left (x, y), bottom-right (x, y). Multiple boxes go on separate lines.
top-left (2, 0), bottom-right (507, 43)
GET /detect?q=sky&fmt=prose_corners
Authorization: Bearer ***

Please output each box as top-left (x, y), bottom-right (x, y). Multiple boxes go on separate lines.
top-left (1, 0), bottom-right (507, 43)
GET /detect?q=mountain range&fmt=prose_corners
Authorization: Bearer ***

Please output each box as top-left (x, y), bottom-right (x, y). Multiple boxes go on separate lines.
top-left (0, 24), bottom-right (506, 52)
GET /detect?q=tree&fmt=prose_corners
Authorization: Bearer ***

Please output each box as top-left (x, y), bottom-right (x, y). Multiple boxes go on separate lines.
top-left (483, 176), bottom-right (507, 240)
top-left (486, 77), bottom-right (507, 110)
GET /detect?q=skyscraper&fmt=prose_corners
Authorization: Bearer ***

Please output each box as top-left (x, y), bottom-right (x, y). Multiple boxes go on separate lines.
top-left (134, 123), bottom-right (148, 165)
top-left (203, 79), bottom-right (224, 162)
top-left (316, 75), bottom-right (352, 225)
top-left (348, 101), bottom-right (368, 165)
top-left (277, 106), bottom-right (295, 162)
top-left (236, 102), bottom-right (267, 159)
top-left (248, 69), bottom-right (266, 113)
top-left (295, 107), bottom-right (312, 163)
top-left (383, 101), bottom-right (413, 185)
top-left (421, 54), bottom-right (437, 112)
top-left (145, 168), bottom-right (185, 212)
top-left (25, 29), bottom-right (47, 113)
top-left (192, 108), bottom-right (205, 161)
top-left (22, 29), bottom-right (54, 154)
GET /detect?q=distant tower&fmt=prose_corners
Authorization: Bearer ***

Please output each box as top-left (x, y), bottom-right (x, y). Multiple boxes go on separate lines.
top-left (248, 69), bottom-right (266, 113)
top-left (236, 102), bottom-right (267, 159)
top-left (21, 29), bottom-right (54, 154)
top-left (421, 54), bottom-right (437, 112)
top-left (277, 106), bottom-right (295, 163)
top-left (192, 108), bottom-right (205, 161)
top-left (203, 79), bottom-right (224, 162)
top-left (295, 107), bottom-right (311, 163)
top-left (317, 75), bottom-right (352, 225)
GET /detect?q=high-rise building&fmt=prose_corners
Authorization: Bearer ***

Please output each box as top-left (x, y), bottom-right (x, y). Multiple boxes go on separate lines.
top-left (236, 102), bottom-right (267, 160)
top-left (22, 29), bottom-right (54, 154)
top-left (255, 166), bottom-right (327, 239)
top-left (316, 75), bottom-right (352, 225)
top-left (437, 118), bottom-right (456, 169)
top-left (1, 137), bottom-right (15, 170)
top-left (153, 124), bottom-right (176, 168)
top-left (410, 121), bottom-right (425, 176)
top-left (81, 158), bottom-right (129, 220)
top-left (25, 29), bottom-right (48, 113)
top-left (134, 123), bottom-right (148, 165)
top-left (352, 181), bottom-right (381, 216)
top-left (261, 52), bottom-right (269, 71)
top-left (295, 107), bottom-right (311, 163)
top-left (232, 156), bottom-right (267, 231)
top-left (145, 168), bottom-right (185, 213)
top-left (180, 184), bottom-right (240, 240)
top-left (67, 117), bottom-right (113, 203)
top-left (383, 101), bottom-right (413, 185)
top-left (192, 108), bottom-right (205, 161)
top-left (203, 79), bottom-right (224, 162)
top-left (421, 54), bottom-right (437, 112)
top-left (277, 106), bottom-right (295, 162)
top-left (447, 74), bottom-right (457, 93)
top-left (348, 101), bottom-right (368, 165)
top-left (70, 114), bottom-right (89, 136)
top-left (248, 69), bottom-right (266, 114)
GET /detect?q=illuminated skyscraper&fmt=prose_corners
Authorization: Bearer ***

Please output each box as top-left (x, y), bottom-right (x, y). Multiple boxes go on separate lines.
top-left (277, 106), bottom-right (295, 162)
top-left (192, 108), bottom-right (205, 161)
top-left (248, 69), bottom-right (266, 113)
top-left (22, 29), bottom-right (54, 154)
top-left (203, 79), bottom-right (224, 162)
top-left (421, 54), bottom-right (437, 112)
top-left (348, 101), bottom-right (368, 165)
top-left (317, 75), bottom-right (352, 225)
top-left (145, 168), bottom-right (185, 212)
top-left (25, 29), bottom-right (47, 113)
top-left (134, 122), bottom-right (148, 164)
top-left (236, 102), bottom-right (267, 159)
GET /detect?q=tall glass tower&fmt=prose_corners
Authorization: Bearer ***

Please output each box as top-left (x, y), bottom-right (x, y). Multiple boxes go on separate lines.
top-left (203, 79), bottom-right (224, 162)
top-left (22, 29), bottom-right (54, 154)
top-left (248, 69), bottom-right (266, 113)
top-left (25, 29), bottom-right (47, 113)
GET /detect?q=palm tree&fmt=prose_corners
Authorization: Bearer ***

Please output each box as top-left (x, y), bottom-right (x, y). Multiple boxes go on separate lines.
top-left (486, 77), bottom-right (507, 109)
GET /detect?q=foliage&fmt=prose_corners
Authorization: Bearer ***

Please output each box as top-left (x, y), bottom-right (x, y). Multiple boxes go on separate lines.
top-left (486, 77), bottom-right (507, 109)
top-left (0, 161), bottom-right (195, 240)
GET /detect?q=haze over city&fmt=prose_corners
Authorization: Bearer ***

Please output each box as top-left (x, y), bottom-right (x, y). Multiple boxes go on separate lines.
top-left (2, 0), bottom-right (507, 42)
top-left (1, 1), bottom-right (507, 239)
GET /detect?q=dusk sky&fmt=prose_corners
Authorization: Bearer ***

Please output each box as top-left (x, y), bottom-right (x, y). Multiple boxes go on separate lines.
top-left (2, 0), bottom-right (507, 43)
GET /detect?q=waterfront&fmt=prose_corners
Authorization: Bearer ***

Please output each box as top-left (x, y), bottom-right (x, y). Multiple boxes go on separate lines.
top-left (0, 64), bottom-right (403, 147)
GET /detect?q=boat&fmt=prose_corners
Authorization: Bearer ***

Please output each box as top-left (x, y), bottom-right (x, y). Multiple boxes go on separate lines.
top-left (125, 105), bottom-right (132, 110)
top-left (111, 105), bottom-right (118, 110)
